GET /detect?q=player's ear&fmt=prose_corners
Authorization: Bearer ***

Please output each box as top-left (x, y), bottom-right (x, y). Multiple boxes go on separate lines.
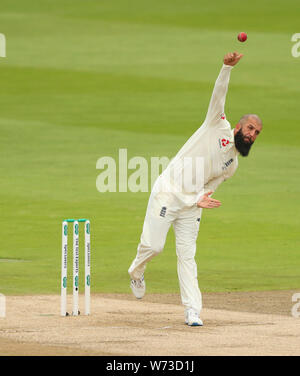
top-left (234, 123), bottom-right (241, 135)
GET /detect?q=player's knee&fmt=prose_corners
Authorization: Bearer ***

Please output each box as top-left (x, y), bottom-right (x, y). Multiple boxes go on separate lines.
top-left (176, 243), bottom-right (196, 260)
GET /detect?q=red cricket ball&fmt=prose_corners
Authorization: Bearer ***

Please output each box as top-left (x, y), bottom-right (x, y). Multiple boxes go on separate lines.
top-left (238, 32), bottom-right (247, 42)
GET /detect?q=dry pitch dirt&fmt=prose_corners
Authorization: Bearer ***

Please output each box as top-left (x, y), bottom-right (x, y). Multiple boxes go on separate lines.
top-left (0, 290), bottom-right (300, 356)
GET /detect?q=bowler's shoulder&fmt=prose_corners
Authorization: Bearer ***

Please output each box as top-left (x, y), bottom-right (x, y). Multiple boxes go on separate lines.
top-left (212, 116), bottom-right (232, 132)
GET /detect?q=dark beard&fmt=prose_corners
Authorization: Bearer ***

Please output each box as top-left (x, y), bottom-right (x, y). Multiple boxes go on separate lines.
top-left (234, 128), bottom-right (253, 157)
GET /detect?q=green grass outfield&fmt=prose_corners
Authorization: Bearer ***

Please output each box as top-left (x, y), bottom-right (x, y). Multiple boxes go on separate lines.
top-left (0, 0), bottom-right (299, 295)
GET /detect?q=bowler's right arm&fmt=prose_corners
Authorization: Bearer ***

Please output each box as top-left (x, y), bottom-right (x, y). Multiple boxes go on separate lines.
top-left (204, 52), bottom-right (243, 126)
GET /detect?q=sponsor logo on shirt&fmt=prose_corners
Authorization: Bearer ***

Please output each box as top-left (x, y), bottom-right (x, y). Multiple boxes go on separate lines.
top-left (222, 158), bottom-right (234, 170)
top-left (160, 207), bottom-right (167, 218)
top-left (221, 113), bottom-right (226, 120)
top-left (219, 138), bottom-right (230, 148)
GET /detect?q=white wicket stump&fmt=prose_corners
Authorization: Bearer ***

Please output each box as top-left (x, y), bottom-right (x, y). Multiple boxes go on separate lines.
top-left (61, 221), bottom-right (68, 316)
top-left (60, 219), bottom-right (91, 317)
top-left (85, 220), bottom-right (91, 315)
top-left (73, 221), bottom-right (79, 316)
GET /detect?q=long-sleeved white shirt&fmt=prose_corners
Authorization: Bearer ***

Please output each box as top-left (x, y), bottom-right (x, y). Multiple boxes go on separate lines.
top-left (159, 64), bottom-right (239, 208)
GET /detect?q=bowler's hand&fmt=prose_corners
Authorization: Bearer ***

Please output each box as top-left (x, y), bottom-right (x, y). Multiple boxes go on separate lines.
top-left (224, 51), bottom-right (243, 66)
top-left (197, 191), bottom-right (221, 209)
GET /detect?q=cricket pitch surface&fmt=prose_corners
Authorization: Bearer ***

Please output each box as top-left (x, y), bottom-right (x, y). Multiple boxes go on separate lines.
top-left (0, 291), bottom-right (299, 356)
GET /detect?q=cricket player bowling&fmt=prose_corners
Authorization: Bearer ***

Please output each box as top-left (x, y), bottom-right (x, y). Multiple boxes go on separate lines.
top-left (128, 52), bottom-right (262, 326)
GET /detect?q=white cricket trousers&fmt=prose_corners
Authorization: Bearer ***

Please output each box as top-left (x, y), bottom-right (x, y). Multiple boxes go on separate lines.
top-left (128, 181), bottom-right (203, 314)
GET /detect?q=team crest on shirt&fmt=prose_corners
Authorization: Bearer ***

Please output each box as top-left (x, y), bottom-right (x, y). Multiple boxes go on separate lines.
top-left (220, 112), bottom-right (226, 120)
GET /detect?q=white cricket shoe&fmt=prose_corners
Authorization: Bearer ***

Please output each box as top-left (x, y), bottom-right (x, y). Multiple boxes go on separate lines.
top-left (185, 309), bottom-right (203, 326)
top-left (130, 275), bottom-right (146, 299)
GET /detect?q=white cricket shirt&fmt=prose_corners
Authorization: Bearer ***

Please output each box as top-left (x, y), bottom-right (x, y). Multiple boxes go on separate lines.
top-left (159, 64), bottom-right (239, 207)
